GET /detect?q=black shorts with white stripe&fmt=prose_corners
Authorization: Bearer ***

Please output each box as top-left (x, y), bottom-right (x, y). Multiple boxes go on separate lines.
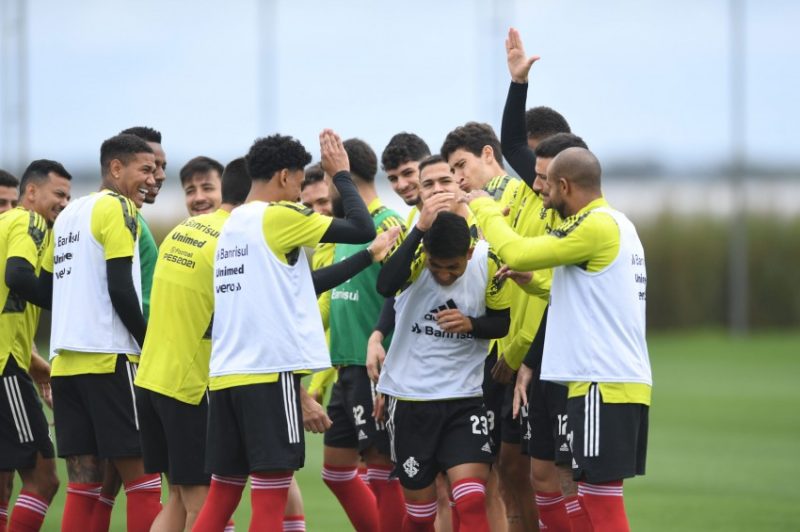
top-left (523, 376), bottom-right (571, 465)
top-left (0, 356), bottom-right (55, 470)
top-left (205, 373), bottom-right (304, 476)
top-left (51, 355), bottom-right (142, 459)
top-left (136, 386), bottom-right (211, 485)
top-left (567, 383), bottom-right (649, 483)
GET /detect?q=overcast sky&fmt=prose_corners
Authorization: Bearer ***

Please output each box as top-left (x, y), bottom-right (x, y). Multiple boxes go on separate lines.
top-left (1, 0), bottom-right (798, 180)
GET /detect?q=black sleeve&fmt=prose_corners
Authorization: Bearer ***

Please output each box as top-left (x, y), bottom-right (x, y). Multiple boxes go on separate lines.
top-left (106, 257), bottom-right (146, 348)
top-left (469, 307), bottom-right (511, 339)
top-left (311, 249), bottom-right (373, 295)
top-left (523, 305), bottom-right (548, 369)
top-left (376, 227), bottom-right (424, 297)
top-left (4, 257), bottom-right (52, 309)
top-left (320, 171), bottom-right (377, 244)
top-left (501, 81), bottom-right (538, 189)
top-left (374, 297), bottom-right (396, 337)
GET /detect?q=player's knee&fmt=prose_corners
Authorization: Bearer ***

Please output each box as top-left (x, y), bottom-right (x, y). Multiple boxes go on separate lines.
top-left (40, 471), bottom-right (60, 501)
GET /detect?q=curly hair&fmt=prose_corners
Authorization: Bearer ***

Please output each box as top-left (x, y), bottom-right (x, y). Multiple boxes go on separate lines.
top-left (100, 134), bottom-right (153, 177)
top-left (120, 126), bottom-right (162, 144)
top-left (381, 132), bottom-right (430, 171)
top-left (525, 107), bottom-right (570, 141)
top-left (343, 138), bottom-right (377, 183)
top-left (440, 122), bottom-right (503, 167)
top-left (245, 134), bottom-right (312, 181)
top-left (534, 133), bottom-right (588, 159)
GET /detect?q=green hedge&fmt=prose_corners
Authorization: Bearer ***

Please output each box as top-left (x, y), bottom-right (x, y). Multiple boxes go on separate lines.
top-left (639, 215), bottom-right (800, 330)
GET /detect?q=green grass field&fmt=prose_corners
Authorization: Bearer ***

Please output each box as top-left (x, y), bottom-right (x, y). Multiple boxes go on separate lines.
top-left (12, 331), bottom-right (800, 530)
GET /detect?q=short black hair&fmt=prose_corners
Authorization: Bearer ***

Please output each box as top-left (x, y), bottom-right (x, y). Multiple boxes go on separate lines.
top-left (302, 163), bottom-right (324, 191)
top-left (417, 155), bottom-right (446, 175)
top-left (0, 169), bottom-right (19, 189)
top-left (179, 156), bottom-right (224, 186)
top-left (100, 134), bottom-right (154, 177)
top-left (120, 126), bottom-right (162, 144)
top-left (221, 157), bottom-right (251, 206)
top-left (245, 134), bottom-right (312, 181)
top-left (19, 159), bottom-right (72, 193)
top-left (534, 133), bottom-right (588, 159)
top-left (343, 138), bottom-right (377, 183)
top-left (381, 132), bottom-right (431, 171)
top-left (440, 122), bottom-right (503, 168)
top-left (525, 107), bottom-right (571, 141)
top-left (423, 211), bottom-right (471, 259)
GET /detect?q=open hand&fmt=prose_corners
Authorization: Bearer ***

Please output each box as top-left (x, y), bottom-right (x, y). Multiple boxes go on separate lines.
top-left (320, 129), bottom-right (350, 176)
top-left (506, 27), bottom-right (540, 84)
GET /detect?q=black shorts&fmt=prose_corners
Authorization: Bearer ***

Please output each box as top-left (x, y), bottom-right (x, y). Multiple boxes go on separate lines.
top-left (568, 383), bottom-right (649, 483)
top-left (0, 356), bottom-right (55, 471)
top-left (324, 365), bottom-right (390, 456)
top-left (51, 355), bottom-right (141, 459)
top-left (206, 373), bottom-right (304, 476)
top-left (523, 376), bottom-right (571, 465)
top-left (136, 386), bottom-right (210, 485)
top-left (386, 396), bottom-right (493, 490)
top-left (482, 351), bottom-right (521, 455)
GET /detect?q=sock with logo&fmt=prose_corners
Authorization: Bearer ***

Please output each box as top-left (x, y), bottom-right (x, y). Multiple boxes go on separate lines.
top-left (88, 493), bottom-right (115, 532)
top-left (250, 473), bottom-right (293, 531)
top-left (367, 465), bottom-right (405, 532)
top-left (564, 493), bottom-right (593, 532)
top-left (8, 491), bottom-right (49, 532)
top-left (283, 514), bottom-right (306, 531)
top-left (62, 482), bottom-right (102, 531)
top-left (123, 474), bottom-right (162, 532)
top-left (192, 475), bottom-right (246, 532)
top-left (402, 499), bottom-right (437, 532)
top-left (535, 491), bottom-right (570, 531)
top-left (322, 465), bottom-right (379, 531)
top-left (451, 478), bottom-right (489, 532)
top-left (579, 481), bottom-right (628, 532)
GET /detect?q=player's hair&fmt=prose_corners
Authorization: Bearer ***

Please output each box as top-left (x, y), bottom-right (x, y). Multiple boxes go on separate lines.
top-left (179, 156), bottom-right (224, 186)
top-left (343, 138), bottom-right (377, 183)
top-left (0, 169), bottom-right (19, 189)
top-left (120, 126), bottom-right (162, 144)
top-left (221, 157), bottom-right (251, 206)
top-left (423, 211), bottom-right (471, 259)
top-left (19, 159), bottom-right (72, 193)
top-left (440, 122), bottom-right (504, 168)
top-left (301, 163), bottom-right (324, 191)
top-left (381, 132), bottom-right (431, 171)
top-left (100, 134), bottom-right (154, 177)
top-left (417, 155), bottom-right (446, 175)
top-left (534, 133), bottom-right (588, 159)
top-left (525, 107), bottom-right (571, 141)
top-left (245, 134), bottom-right (311, 181)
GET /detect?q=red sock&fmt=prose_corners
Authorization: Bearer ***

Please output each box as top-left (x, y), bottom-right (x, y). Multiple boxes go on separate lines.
top-left (402, 500), bottom-right (437, 532)
top-left (578, 481), bottom-right (628, 532)
top-left (449, 498), bottom-right (460, 531)
top-left (359, 467), bottom-right (370, 487)
top-left (123, 474), bottom-right (162, 532)
top-left (322, 465), bottom-right (379, 531)
top-left (250, 473), bottom-right (292, 531)
top-left (564, 494), bottom-right (593, 532)
top-left (88, 494), bottom-right (115, 532)
top-left (62, 482), bottom-right (101, 531)
top-left (1, 503), bottom-right (9, 530)
top-left (367, 465), bottom-right (405, 532)
top-left (283, 514), bottom-right (305, 531)
top-left (451, 478), bottom-right (489, 532)
top-left (535, 491), bottom-right (570, 531)
top-left (8, 491), bottom-right (49, 532)
top-left (192, 475), bottom-right (246, 532)
top-left (224, 520), bottom-right (236, 531)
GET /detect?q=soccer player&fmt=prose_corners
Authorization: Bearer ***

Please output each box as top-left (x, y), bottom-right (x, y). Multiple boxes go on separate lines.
top-left (320, 138), bottom-right (406, 532)
top-left (133, 157), bottom-right (250, 531)
top-left (381, 132), bottom-right (431, 228)
top-left (193, 130), bottom-right (378, 531)
top-left (468, 147), bottom-right (652, 532)
top-left (0, 170), bottom-right (19, 213)
top-left (375, 204), bottom-right (511, 532)
top-left (1, 160), bottom-right (71, 531)
top-left (180, 156), bottom-right (224, 216)
top-left (49, 134), bottom-right (162, 532)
